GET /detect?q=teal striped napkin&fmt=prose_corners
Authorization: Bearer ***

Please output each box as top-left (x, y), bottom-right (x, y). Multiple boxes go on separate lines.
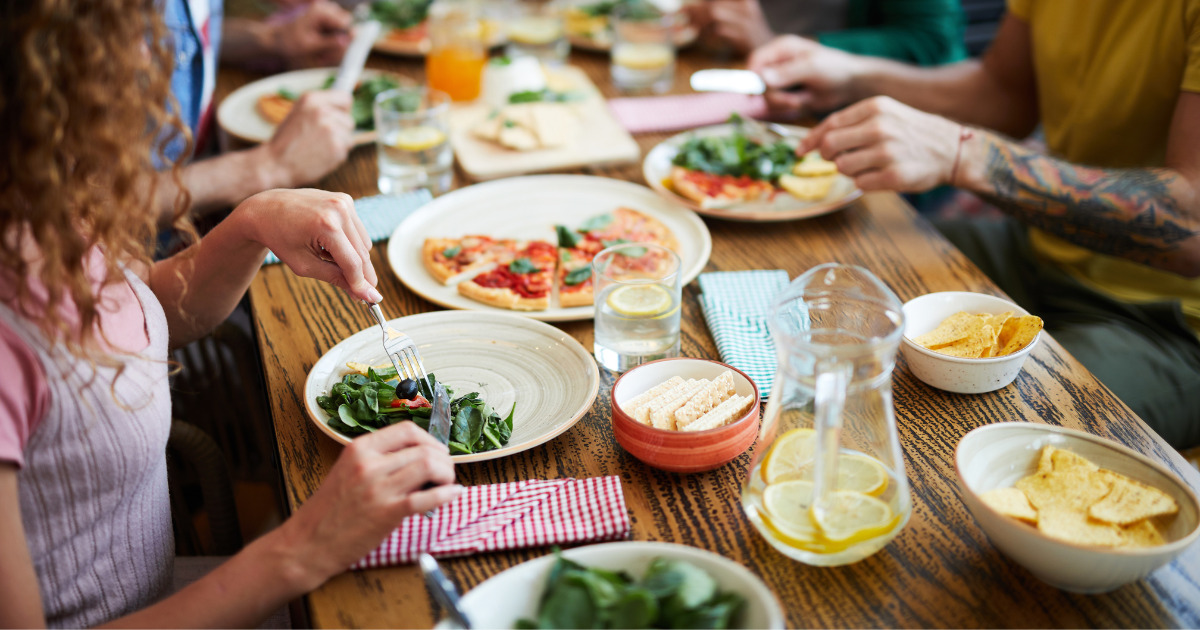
top-left (698, 270), bottom-right (789, 398)
top-left (263, 190), bottom-right (433, 265)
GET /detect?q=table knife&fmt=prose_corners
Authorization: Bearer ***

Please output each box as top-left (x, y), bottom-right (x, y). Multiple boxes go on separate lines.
top-left (428, 381), bottom-right (452, 446)
top-left (331, 19), bottom-right (381, 93)
top-left (689, 69), bottom-right (766, 95)
top-left (419, 553), bottom-right (473, 629)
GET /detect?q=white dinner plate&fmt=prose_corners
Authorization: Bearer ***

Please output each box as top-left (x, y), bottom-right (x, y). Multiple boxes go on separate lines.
top-left (643, 122), bottom-right (863, 222)
top-left (216, 67), bottom-right (408, 145)
top-left (434, 542), bottom-right (786, 629)
top-left (303, 311), bottom-right (600, 462)
top-left (386, 175), bottom-right (712, 322)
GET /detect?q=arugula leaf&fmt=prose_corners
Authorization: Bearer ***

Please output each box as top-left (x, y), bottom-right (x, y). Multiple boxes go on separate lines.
top-left (442, 244), bottom-right (461, 258)
top-left (508, 90), bottom-right (546, 104)
top-left (556, 225), bottom-right (581, 248)
top-left (578, 213), bottom-right (614, 232)
top-left (278, 87), bottom-right (300, 101)
top-left (509, 257), bottom-right (540, 274)
top-left (563, 266), bottom-right (591, 286)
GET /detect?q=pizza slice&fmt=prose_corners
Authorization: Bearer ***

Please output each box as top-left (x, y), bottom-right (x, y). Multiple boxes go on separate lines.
top-left (669, 165), bottom-right (775, 210)
top-left (422, 235), bottom-right (519, 285)
top-left (458, 240), bottom-right (556, 311)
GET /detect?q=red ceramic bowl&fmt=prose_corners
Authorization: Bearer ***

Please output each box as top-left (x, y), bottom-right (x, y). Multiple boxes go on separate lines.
top-left (611, 358), bottom-right (761, 473)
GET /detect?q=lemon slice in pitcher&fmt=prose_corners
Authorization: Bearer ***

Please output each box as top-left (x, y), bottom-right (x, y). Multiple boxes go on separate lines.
top-left (606, 284), bottom-right (673, 317)
top-left (835, 454), bottom-right (889, 497)
top-left (760, 428), bottom-right (817, 484)
top-left (811, 490), bottom-right (895, 543)
top-left (761, 479), bottom-right (819, 544)
top-left (393, 126), bottom-right (446, 152)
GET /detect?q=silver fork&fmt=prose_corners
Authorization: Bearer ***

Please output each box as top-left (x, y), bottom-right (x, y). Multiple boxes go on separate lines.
top-left (366, 303), bottom-right (432, 395)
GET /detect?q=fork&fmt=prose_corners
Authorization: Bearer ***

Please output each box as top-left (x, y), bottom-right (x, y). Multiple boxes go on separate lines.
top-left (366, 303), bottom-right (432, 396)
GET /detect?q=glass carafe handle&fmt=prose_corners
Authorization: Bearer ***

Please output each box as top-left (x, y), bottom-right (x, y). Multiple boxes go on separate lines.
top-left (811, 361), bottom-right (851, 522)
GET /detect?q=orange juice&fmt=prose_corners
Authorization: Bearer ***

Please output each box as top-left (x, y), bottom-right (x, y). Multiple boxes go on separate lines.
top-left (425, 46), bottom-right (486, 101)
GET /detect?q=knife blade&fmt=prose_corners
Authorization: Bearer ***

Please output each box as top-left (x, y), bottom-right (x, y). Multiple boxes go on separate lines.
top-left (689, 69), bottom-right (766, 95)
top-left (331, 19), bottom-right (381, 94)
top-left (419, 553), bottom-right (473, 629)
top-left (428, 381), bottom-right (452, 446)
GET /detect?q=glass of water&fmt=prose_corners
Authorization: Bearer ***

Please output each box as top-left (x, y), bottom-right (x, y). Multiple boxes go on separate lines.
top-left (505, 0), bottom-right (569, 66)
top-left (373, 86), bottom-right (453, 196)
top-left (610, 1), bottom-right (675, 94)
top-left (592, 243), bottom-right (682, 372)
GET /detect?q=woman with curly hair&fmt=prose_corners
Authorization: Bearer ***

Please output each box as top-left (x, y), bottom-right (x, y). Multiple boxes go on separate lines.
top-left (0, 1), bottom-right (461, 626)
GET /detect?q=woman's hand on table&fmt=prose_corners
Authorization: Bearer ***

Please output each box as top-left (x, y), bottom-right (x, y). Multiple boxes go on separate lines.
top-left (278, 422), bottom-right (461, 588)
top-left (257, 90), bottom-right (355, 190)
top-left (748, 35), bottom-right (866, 116)
top-left (237, 188), bottom-right (383, 303)
top-left (798, 96), bottom-right (962, 192)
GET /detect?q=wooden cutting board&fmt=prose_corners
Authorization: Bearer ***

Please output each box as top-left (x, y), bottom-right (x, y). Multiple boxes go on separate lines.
top-left (447, 66), bottom-right (641, 181)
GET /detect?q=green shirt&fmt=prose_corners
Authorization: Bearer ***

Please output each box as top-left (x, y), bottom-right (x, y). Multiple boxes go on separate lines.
top-left (817, 0), bottom-right (966, 66)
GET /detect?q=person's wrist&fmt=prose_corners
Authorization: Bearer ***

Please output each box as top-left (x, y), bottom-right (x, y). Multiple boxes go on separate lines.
top-left (250, 143), bottom-right (293, 191)
top-left (251, 519), bottom-right (334, 595)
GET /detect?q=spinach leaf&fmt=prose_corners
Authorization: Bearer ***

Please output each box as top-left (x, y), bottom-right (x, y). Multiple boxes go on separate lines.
top-left (578, 213), bottom-right (613, 232)
top-left (605, 588), bottom-right (658, 628)
top-left (509, 257), bottom-right (540, 274)
top-left (492, 56), bottom-right (512, 66)
top-left (448, 441), bottom-right (471, 455)
top-left (538, 580), bottom-right (598, 629)
top-left (670, 117), bottom-right (796, 183)
top-left (563, 266), bottom-right (591, 286)
top-left (442, 244), bottom-right (461, 258)
top-left (556, 225), bottom-right (581, 248)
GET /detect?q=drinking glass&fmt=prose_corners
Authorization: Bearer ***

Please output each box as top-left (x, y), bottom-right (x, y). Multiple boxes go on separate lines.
top-left (373, 87), bottom-right (453, 196)
top-left (741, 263), bottom-right (912, 566)
top-left (610, 1), bottom-right (675, 94)
top-left (425, 0), bottom-right (488, 101)
top-left (592, 243), bottom-right (682, 372)
top-left (505, 0), bottom-right (569, 66)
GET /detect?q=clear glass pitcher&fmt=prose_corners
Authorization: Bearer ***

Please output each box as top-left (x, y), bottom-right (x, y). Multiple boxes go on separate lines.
top-left (741, 263), bottom-right (911, 566)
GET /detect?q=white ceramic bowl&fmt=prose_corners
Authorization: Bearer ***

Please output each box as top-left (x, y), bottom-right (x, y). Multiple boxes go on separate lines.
top-left (956, 423), bottom-right (1200, 593)
top-left (435, 542), bottom-right (786, 628)
top-left (900, 291), bottom-right (1041, 394)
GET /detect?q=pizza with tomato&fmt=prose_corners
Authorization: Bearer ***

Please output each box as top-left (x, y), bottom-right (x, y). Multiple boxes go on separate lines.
top-left (419, 208), bottom-right (679, 311)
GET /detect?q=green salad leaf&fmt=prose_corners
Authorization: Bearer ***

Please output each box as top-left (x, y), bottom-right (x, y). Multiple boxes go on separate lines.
top-left (318, 370), bottom-right (513, 455)
top-left (508, 90), bottom-right (586, 104)
top-left (517, 551), bottom-right (745, 629)
top-left (369, 0), bottom-right (434, 30)
top-left (671, 115), bottom-right (797, 182)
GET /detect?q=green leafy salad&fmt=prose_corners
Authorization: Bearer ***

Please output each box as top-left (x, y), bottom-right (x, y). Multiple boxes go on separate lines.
top-left (574, 0), bottom-right (661, 19)
top-left (315, 368), bottom-right (514, 455)
top-left (276, 75), bottom-right (405, 131)
top-left (516, 551), bottom-right (746, 629)
top-left (368, 0), bottom-right (434, 30)
top-left (670, 115), bottom-right (797, 183)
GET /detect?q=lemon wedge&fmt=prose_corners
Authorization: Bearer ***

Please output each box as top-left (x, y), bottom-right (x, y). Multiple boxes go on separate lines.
top-left (605, 284), bottom-right (674, 317)
top-left (393, 126), bottom-right (446, 152)
top-left (760, 427), bottom-right (817, 484)
top-left (811, 490), bottom-right (895, 543)
top-left (835, 453), bottom-right (889, 497)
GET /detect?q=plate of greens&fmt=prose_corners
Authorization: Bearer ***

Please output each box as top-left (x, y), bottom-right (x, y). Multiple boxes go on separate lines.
top-left (303, 310), bottom-right (600, 462)
top-left (216, 67), bottom-right (411, 145)
top-left (433, 542), bottom-right (785, 629)
top-left (643, 121), bottom-right (863, 222)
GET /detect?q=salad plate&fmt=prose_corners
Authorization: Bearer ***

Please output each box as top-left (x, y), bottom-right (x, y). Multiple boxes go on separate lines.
top-left (643, 122), bottom-right (863, 222)
top-left (386, 175), bottom-right (712, 322)
top-left (303, 311), bottom-right (600, 462)
top-left (433, 542), bottom-right (785, 629)
top-left (368, 0), bottom-right (507, 57)
top-left (216, 67), bottom-right (410, 145)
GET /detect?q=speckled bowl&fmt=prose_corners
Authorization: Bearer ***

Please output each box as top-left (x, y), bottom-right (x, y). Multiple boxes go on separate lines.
top-left (611, 358), bottom-right (760, 473)
top-left (900, 292), bottom-right (1041, 394)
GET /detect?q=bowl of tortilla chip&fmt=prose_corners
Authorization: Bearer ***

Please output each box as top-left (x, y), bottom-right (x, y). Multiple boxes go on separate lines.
top-left (900, 292), bottom-right (1043, 394)
top-left (956, 423), bottom-right (1200, 593)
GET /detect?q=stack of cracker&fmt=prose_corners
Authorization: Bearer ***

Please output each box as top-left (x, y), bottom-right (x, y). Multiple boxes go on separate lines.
top-left (620, 371), bottom-right (754, 432)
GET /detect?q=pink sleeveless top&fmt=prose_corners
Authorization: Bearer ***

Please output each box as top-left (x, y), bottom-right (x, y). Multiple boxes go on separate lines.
top-left (0, 267), bottom-right (173, 627)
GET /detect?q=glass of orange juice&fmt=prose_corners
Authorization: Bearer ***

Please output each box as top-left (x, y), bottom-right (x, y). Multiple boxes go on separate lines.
top-left (425, 0), bottom-right (487, 101)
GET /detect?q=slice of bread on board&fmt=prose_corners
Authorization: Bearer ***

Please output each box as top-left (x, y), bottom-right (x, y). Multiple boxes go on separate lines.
top-left (674, 370), bottom-right (736, 430)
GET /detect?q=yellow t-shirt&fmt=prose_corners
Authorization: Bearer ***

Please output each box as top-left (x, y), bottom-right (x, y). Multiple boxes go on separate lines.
top-left (1007, 0), bottom-right (1200, 333)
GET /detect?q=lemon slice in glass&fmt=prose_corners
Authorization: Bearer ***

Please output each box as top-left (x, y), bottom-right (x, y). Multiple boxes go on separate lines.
top-left (508, 17), bottom-right (563, 45)
top-left (612, 43), bottom-right (673, 70)
top-left (605, 284), bottom-right (673, 317)
top-left (835, 453), bottom-right (889, 497)
top-left (761, 479), bottom-right (819, 544)
top-left (811, 490), bottom-right (894, 543)
top-left (393, 126), bottom-right (446, 152)
top-left (760, 427), bottom-right (817, 484)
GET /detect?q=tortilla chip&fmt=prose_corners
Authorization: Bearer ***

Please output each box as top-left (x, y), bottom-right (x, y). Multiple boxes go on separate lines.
top-left (1049, 447), bottom-right (1100, 475)
top-left (934, 323), bottom-right (996, 358)
top-left (1036, 507), bottom-right (1124, 548)
top-left (913, 311), bottom-right (978, 349)
top-left (1036, 445), bottom-right (1057, 474)
top-left (980, 487), bottom-right (1038, 523)
top-left (1016, 467), bottom-right (1112, 513)
top-left (1119, 519), bottom-right (1166, 548)
top-left (997, 315), bottom-right (1043, 356)
top-left (1089, 472), bottom-right (1179, 525)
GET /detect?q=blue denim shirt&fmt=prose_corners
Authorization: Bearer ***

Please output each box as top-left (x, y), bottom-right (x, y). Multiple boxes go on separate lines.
top-left (162, 0), bottom-right (223, 164)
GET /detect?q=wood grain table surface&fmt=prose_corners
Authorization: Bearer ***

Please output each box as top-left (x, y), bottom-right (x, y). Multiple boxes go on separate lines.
top-left (220, 44), bottom-right (1200, 628)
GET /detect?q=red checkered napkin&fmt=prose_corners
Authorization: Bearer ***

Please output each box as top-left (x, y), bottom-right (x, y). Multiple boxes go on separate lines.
top-left (607, 93), bottom-right (769, 134)
top-left (352, 476), bottom-right (630, 568)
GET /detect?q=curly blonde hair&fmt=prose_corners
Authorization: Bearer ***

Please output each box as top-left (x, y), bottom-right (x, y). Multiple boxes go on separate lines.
top-left (0, 0), bottom-right (195, 356)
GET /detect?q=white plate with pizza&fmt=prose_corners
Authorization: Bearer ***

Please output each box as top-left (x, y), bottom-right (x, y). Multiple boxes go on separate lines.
top-left (643, 122), bottom-right (863, 222)
top-left (386, 175), bottom-right (711, 321)
top-left (303, 310), bottom-right (600, 462)
top-left (216, 67), bottom-right (411, 145)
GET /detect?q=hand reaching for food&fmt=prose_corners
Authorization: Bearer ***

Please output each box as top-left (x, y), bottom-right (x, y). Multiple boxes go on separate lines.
top-left (748, 35), bottom-right (866, 117)
top-left (263, 90), bottom-right (355, 189)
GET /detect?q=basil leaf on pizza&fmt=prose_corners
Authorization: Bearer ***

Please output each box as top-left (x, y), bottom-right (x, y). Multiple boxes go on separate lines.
top-left (564, 266), bottom-right (592, 286)
top-left (578, 213), bottom-right (613, 232)
top-left (442, 244), bottom-right (461, 258)
top-left (556, 225), bottom-right (581, 248)
top-left (509, 257), bottom-right (539, 274)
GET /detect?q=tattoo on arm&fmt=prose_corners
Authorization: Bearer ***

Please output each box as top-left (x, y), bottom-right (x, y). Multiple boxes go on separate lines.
top-left (979, 136), bottom-right (1199, 271)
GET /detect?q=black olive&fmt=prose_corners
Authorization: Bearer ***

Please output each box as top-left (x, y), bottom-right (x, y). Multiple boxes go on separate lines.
top-left (395, 378), bottom-right (419, 400)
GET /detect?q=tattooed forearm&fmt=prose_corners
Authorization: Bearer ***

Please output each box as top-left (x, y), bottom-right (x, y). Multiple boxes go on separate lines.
top-left (976, 135), bottom-right (1200, 274)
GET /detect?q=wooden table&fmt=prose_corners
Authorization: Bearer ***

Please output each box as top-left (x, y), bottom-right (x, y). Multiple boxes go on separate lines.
top-left (223, 46), bottom-right (1200, 628)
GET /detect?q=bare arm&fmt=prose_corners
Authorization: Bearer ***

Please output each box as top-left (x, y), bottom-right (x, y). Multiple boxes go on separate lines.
top-left (749, 14), bottom-right (1039, 138)
top-left (152, 144), bottom-right (281, 228)
top-left (220, 1), bottom-right (351, 71)
top-left (0, 465), bottom-right (44, 628)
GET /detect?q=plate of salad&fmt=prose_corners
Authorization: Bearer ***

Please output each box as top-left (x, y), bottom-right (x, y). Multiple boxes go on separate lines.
top-left (368, 0), bottom-right (507, 56)
top-left (216, 68), bottom-right (411, 145)
top-left (303, 310), bottom-right (600, 462)
top-left (433, 542), bottom-right (785, 629)
top-left (642, 118), bottom-right (863, 222)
